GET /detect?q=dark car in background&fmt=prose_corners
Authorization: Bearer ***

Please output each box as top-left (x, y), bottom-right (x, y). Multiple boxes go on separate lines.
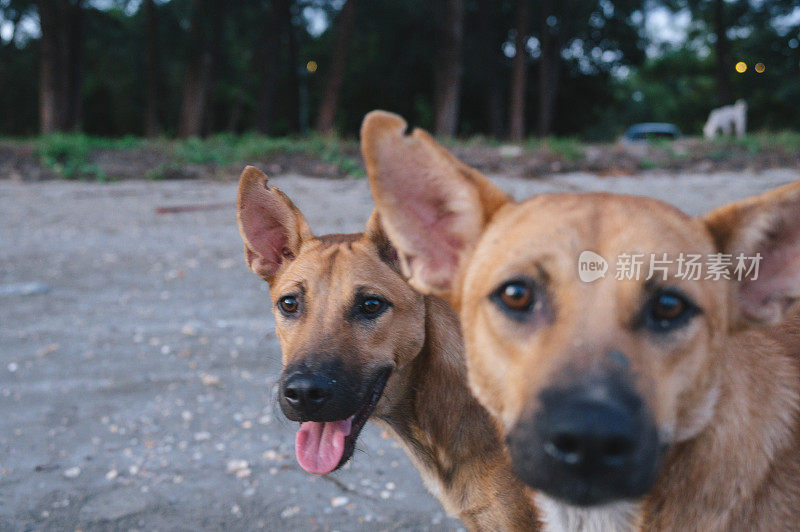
top-left (624, 123), bottom-right (682, 142)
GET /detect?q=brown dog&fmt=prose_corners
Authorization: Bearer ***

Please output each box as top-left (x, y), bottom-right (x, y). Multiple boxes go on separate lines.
top-left (235, 166), bottom-right (538, 531)
top-left (363, 110), bottom-right (800, 530)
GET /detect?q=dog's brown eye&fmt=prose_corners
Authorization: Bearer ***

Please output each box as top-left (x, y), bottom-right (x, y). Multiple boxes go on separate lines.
top-left (498, 282), bottom-right (534, 312)
top-left (652, 294), bottom-right (685, 321)
top-left (278, 296), bottom-right (299, 314)
top-left (645, 289), bottom-right (698, 333)
top-left (352, 295), bottom-right (390, 321)
top-left (362, 299), bottom-right (383, 313)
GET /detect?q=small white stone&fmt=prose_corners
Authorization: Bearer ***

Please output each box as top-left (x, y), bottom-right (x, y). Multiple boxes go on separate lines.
top-left (227, 459), bottom-right (249, 474)
top-left (7, 362), bottom-right (18, 373)
top-left (331, 496), bottom-right (349, 508)
top-left (105, 469), bottom-right (118, 480)
top-left (280, 505), bottom-right (300, 519)
top-left (63, 466), bottom-right (81, 478)
top-left (194, 431), bottom-right (211, 441)
top-left (200, 373), bottom-right (220, 387)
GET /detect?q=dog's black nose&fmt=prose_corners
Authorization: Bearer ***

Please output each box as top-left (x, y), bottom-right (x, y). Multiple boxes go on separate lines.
top-left (507, 374), bottom-right (660, 506)
top-left (540, 397), bottom-right (638, 470)
top-left (282, 373), bottom-right (333, 417)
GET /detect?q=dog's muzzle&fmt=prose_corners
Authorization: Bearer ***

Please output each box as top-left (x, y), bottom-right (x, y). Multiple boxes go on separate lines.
top-left (507, 373), bottom-right (661, 506)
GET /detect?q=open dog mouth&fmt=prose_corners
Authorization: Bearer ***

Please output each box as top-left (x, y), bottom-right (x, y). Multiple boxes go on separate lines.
top-left (294, 368), bottom-right (391, 475)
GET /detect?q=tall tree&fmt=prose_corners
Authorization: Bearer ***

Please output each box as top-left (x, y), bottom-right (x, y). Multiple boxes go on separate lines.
top-left (508, 0), bottom-right (530, 142)
top-left (712, 0), bottom-right (732, 105)
top-left (276, 0), bottom-right (300, 133)
top-left (254, 1), bottom-right (281, 134)
top-left (537, 0), bottom-right (564, 136)
top-left (473, 0), bottom-right (508, 138)
top-left (531, 0), bottom-right (644, 136)
top-left (36, 0), bottom-right (84, 133)
top-left (37, 0), bottom-right (62, 132)
top-left (178, 0), bottom-right (220, 138)
top-left (316, 0), bottom-right (359, 134)
top-left (63, 0), bottom-right (84, 130)
top-left (433, 0), bottom-right (465, 137)
top-left (143, 0), bottom-right (160, 136)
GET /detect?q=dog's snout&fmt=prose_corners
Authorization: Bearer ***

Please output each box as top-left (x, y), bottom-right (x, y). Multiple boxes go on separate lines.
top-left (508, 374), bottom-right (661, 506)
top-left (281, 372), bottom-right (333, 416)
top-left (541, 396), bottom-right (638, 470)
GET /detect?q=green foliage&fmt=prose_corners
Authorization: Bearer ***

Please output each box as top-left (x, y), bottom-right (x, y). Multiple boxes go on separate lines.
top-left (36, 134), bottom-right (110, 180)
top-left (1, 0), bottom-right (799, 140)
top-left (30, 132), bottom-right (363, 180)
top-left (543, 137), bottom-right (584, 162)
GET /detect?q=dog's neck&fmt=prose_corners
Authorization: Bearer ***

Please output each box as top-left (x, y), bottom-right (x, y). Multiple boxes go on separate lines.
top-left (377, 295), bottom-right (539, 531)
top-left (641, 320), bottom-right (800, 529)
top-left (534, 494), bottom-right (641, 532)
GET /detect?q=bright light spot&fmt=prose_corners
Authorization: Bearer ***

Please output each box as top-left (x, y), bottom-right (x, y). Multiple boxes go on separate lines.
top-left (755, 62), bottom-right (766, 73)
top-left (735, 61), bottom-right (747, 73)
top-left (306, 61), bottom-right (318, 73)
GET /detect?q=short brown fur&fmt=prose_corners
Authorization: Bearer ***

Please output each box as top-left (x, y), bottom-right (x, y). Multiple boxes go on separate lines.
top-left (236, 166), bottom-right (539, 531)
top-left (363, 110), bottom-right (800, 530)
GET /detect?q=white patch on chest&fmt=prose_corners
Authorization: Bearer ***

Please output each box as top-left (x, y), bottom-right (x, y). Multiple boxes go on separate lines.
top-left (535, 493), bottom-right (640, 532)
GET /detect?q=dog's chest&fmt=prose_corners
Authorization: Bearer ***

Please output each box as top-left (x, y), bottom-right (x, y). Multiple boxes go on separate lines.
top-left (535, 494), bottom-right (640, 532)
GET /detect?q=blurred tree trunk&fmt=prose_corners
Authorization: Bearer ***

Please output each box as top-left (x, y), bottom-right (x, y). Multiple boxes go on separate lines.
top-left (1, 8), bottom-right (22, 130)
top-left (144, 0), bottom-right (160, 136)
top-left (37, 0), bottom-right (63, 133)
top-left (63, 0), bottom-right (84, 131)
top-left (178, 0), bottom-right (217, 138)
top-left (276, 0), bottom-right (300, 133)
top-left (487, 85), bottom-right (504, 138)
top-left (476, 0), bottom-right (504, 138)
top-left (254, 3), bottom-right (280, 134)
top-left (537, 0), bottom-right (562, 137)
top-left (508, 0), bottom-right (530, 142)
top-left (227, 90), bottom-right (245, 132)
top-left (433, 0), bottom-right (464, 137)
top-left (38, 0), bottom-right (84, 132)
top-left (713, 0), bottom-right (732, 105)
top-left (316, 0), bottom-right (358, 134)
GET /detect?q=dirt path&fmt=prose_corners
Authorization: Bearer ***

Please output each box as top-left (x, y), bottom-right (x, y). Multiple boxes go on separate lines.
top-left (1, 169), bottom-right (796, 531)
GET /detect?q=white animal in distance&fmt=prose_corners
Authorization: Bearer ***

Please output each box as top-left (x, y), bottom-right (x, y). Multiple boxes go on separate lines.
top-left (703, 99), bottom-right (747, 139)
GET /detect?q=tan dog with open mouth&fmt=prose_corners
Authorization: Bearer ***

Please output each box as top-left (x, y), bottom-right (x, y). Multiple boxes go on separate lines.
top-left (362, 110), bottom-right (800, 530)
top-left (235, 166), bottom-right (539, 530)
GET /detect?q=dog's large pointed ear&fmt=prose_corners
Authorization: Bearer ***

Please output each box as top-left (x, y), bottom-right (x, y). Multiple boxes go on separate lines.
top-left (360, 110), bottom-right (509, 301)
top-left (236, 166), bottom-right (312, 283)
top-left (703, 180), bottom-right (800, 326)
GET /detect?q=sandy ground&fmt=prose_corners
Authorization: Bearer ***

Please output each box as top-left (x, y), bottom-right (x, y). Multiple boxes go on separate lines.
top-left (1, 168), bottom-right (797, 531)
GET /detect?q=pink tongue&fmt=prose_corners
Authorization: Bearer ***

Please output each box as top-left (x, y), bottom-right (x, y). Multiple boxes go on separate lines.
top-left (295, 417), bottom-right (353, 474)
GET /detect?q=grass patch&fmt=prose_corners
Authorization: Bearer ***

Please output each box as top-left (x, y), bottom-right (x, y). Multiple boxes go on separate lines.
top-left (36, 133), bottom-right (113, 180)
top-left (27, 132), bottom-right (364, 180)
top-left (167, 133), bottom-right (362, 177)
top-left (523, 136), bottom-right (584, 161)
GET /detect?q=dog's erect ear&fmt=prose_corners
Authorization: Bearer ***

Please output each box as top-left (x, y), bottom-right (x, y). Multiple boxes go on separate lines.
top-left (703, 180), bottom-right (800, 326)
top-left (236, 166), bottom-right (312, 283)
top-left (360, 110), bottom-right (509, 301)
top-left (364, 211), bottom-right (400, 271)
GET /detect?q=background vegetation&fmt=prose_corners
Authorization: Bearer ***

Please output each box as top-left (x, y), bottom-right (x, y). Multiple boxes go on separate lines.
top-left (0, 0), bottom-right (798, 142)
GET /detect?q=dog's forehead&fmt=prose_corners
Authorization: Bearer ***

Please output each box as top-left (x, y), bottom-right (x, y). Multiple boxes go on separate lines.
top-left (468, 193), bottom-right (716, 287)
top-left (486, 193), bottom-right (710, 252)
top-left (272, 235), bottom-right (409, 299)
